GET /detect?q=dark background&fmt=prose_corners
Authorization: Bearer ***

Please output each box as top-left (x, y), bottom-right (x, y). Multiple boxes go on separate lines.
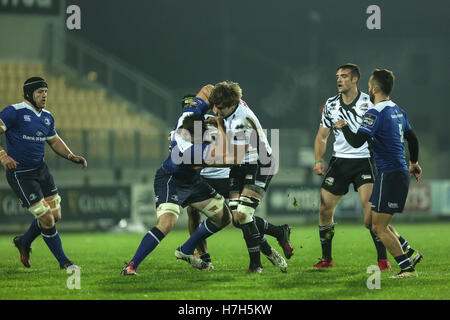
top-left (64, 0), bottom-right (449, 158)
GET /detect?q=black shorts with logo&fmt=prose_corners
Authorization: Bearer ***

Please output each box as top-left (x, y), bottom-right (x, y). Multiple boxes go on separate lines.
top-left (229, 163), bottom-right (273, 195)
top-left (6, 162), bottom-right (58, 208)
top-left (321, 157), bottom-right (376, 196)
top-left (370, 170), bottom-right (410, 214)
top-left (202, 177), bottom-right (230, 199)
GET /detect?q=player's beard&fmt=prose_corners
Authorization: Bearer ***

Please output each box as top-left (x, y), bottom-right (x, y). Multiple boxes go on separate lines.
top-left (369, 89), bottom-right (375, 104)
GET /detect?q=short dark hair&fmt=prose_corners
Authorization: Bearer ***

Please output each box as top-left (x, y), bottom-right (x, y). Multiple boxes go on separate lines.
top-left (209, 81), bottom-right (242, 109)
top-left (371, 69), bottom-right (395, 95)
top-left (337, 63), bottom-right (360, 81)
top-left (181, 114), bottom-right (206, 142)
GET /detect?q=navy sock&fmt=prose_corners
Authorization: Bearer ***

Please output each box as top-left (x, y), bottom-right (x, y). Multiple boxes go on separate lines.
top-left (394, 253), bottom-right (413, 270)
top-left (180, 219), bottom-right (220, 255)
top-left (130, 227), bottom-right (165, 269)
top-left (240, 220), bottom-right (262, 269)
top-left (41, 226), bottom-right (70, 267)
top-left (398, 236), bottom-right (415, 257)
top-left (370, 230), bottom-right (388, 260)
top-left (21, 219), bottom-right (41, 248)
top-left (254, 216), bottom-right (285, 240)
top-left (259, 235), bottom-right (273, 256)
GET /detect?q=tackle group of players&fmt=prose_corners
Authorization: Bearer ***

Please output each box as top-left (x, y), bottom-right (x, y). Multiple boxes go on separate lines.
top-left (1, 63), bottom-right (423, 279)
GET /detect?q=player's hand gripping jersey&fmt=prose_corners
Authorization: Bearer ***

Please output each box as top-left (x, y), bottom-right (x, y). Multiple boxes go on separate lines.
top-left (320, 92), bottom-right (373, 158)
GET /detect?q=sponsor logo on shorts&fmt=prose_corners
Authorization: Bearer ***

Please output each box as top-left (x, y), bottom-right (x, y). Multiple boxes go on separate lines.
top-left (171, 195), bottom-right (179, 202)
top-left (387, 202), bottom-right (399, 209)
top-left (361, 174), bottom-right (372, 180)
top-left (29, 193), bottom-right (37, 201)
top-left (245, 174), bottom-right (254, 180)
top-left (155, 196), bottom-right (159, 203)
top-left (325, 177), bottom-right (335, 186)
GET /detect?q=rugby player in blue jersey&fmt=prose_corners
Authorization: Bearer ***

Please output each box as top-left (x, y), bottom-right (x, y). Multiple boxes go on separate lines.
top-left (121, 85), bottom-right (238, 275)
top-left (0, 77), bottom-right (87, 270)
top-left (334, 69), bottom-right (423, 278)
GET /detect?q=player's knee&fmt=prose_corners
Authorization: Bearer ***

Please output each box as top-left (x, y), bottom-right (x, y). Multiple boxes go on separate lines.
top-left (371, 224), bottom-right (384, 236)
top-left (46, 194), bottom-right (62, 223)
top-left (236, 195), bottom-right (260, 224)
top-left (157, 203), bottom-right (180, 219)
top-left (187, 206), bottom-right (201, 225)
top-left (38, 211), bottom-right (55, 229)
top-left (202, 194), bottom-right (225, 218)
top-left (156, 212), bottom-right (178, 235)
top-left (155, 203), bottom-right (180, 234)
top-left (219, 204), bottom-right (232, 227)
top-left (231, 213), bottom-right (241, 228)
top-left (29, 199), bottom-right (50, 219)
top-left (319, 200), bottom-right (334, 216)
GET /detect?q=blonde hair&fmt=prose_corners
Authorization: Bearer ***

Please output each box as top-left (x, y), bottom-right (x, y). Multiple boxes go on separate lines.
top-left (209, 81), bottom-right (242, 108)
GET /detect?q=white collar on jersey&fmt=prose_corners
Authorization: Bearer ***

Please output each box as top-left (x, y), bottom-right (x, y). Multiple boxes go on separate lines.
top-left (374, 100), bottom-right (396, 112)
top-left (15, 101), bottom-right (45, 117)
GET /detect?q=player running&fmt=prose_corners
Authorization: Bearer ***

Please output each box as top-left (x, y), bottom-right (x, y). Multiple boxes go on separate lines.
top-left (0, 77), bottom-right (87, 270)
top-left (334, 68), bottom-right (423, 278)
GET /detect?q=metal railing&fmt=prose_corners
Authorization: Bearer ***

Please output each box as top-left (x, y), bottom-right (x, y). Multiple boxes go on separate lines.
top-left (46, 27), bottom-right (175, 125)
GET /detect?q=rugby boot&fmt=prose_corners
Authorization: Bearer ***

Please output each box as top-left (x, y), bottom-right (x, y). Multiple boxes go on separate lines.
top-left (121, 261), bottom-right (138, 276)
top-left (313, 258), bottom-right (334, 268)
top-left (246, 265), bottom-right (264, 274)
top-left (175, 247), bottom-right (209, 270)
top-left (264, 248), bottom-right (287, 273)
top-left (391, 267), bottom-right (418, 278)
top-left (60, 260), bottom-right (80, 270)
top-left (410, 250), bottom-right (423, 267)
top-left (13, 236), bottom-right (32, 268)
top-left (277, 224), bottom-right (294, 259)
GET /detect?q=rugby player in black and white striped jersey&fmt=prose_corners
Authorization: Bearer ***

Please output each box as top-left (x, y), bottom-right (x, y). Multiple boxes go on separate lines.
top-left (312, 63), bottom-right (392, 270)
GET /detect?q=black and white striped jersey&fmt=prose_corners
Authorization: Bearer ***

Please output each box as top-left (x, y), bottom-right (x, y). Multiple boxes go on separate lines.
top-left (320, 91), bottom-right (373, 158)
top-left (223, 100), bottom-right (272, 164)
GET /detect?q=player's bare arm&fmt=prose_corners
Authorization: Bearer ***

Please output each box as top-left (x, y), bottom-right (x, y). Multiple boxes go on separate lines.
top-left (196, 84), bottom-right (214, 105)
top-left (46, 134), bottom-right (87, 168)
top-left (313, 126), bottom-right (331, 175)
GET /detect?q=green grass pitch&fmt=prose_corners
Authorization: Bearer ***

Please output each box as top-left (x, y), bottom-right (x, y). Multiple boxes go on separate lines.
top-left (0, 222), bottom-right (449, 300)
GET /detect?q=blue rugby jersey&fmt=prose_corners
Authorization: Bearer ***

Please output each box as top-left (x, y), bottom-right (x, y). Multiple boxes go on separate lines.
top-left (358, 100), bottom-right (411, 173)
top-left (162, 97), bottom-right (211, 180)
top-left (0, 102), bottom-right (57, 170)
